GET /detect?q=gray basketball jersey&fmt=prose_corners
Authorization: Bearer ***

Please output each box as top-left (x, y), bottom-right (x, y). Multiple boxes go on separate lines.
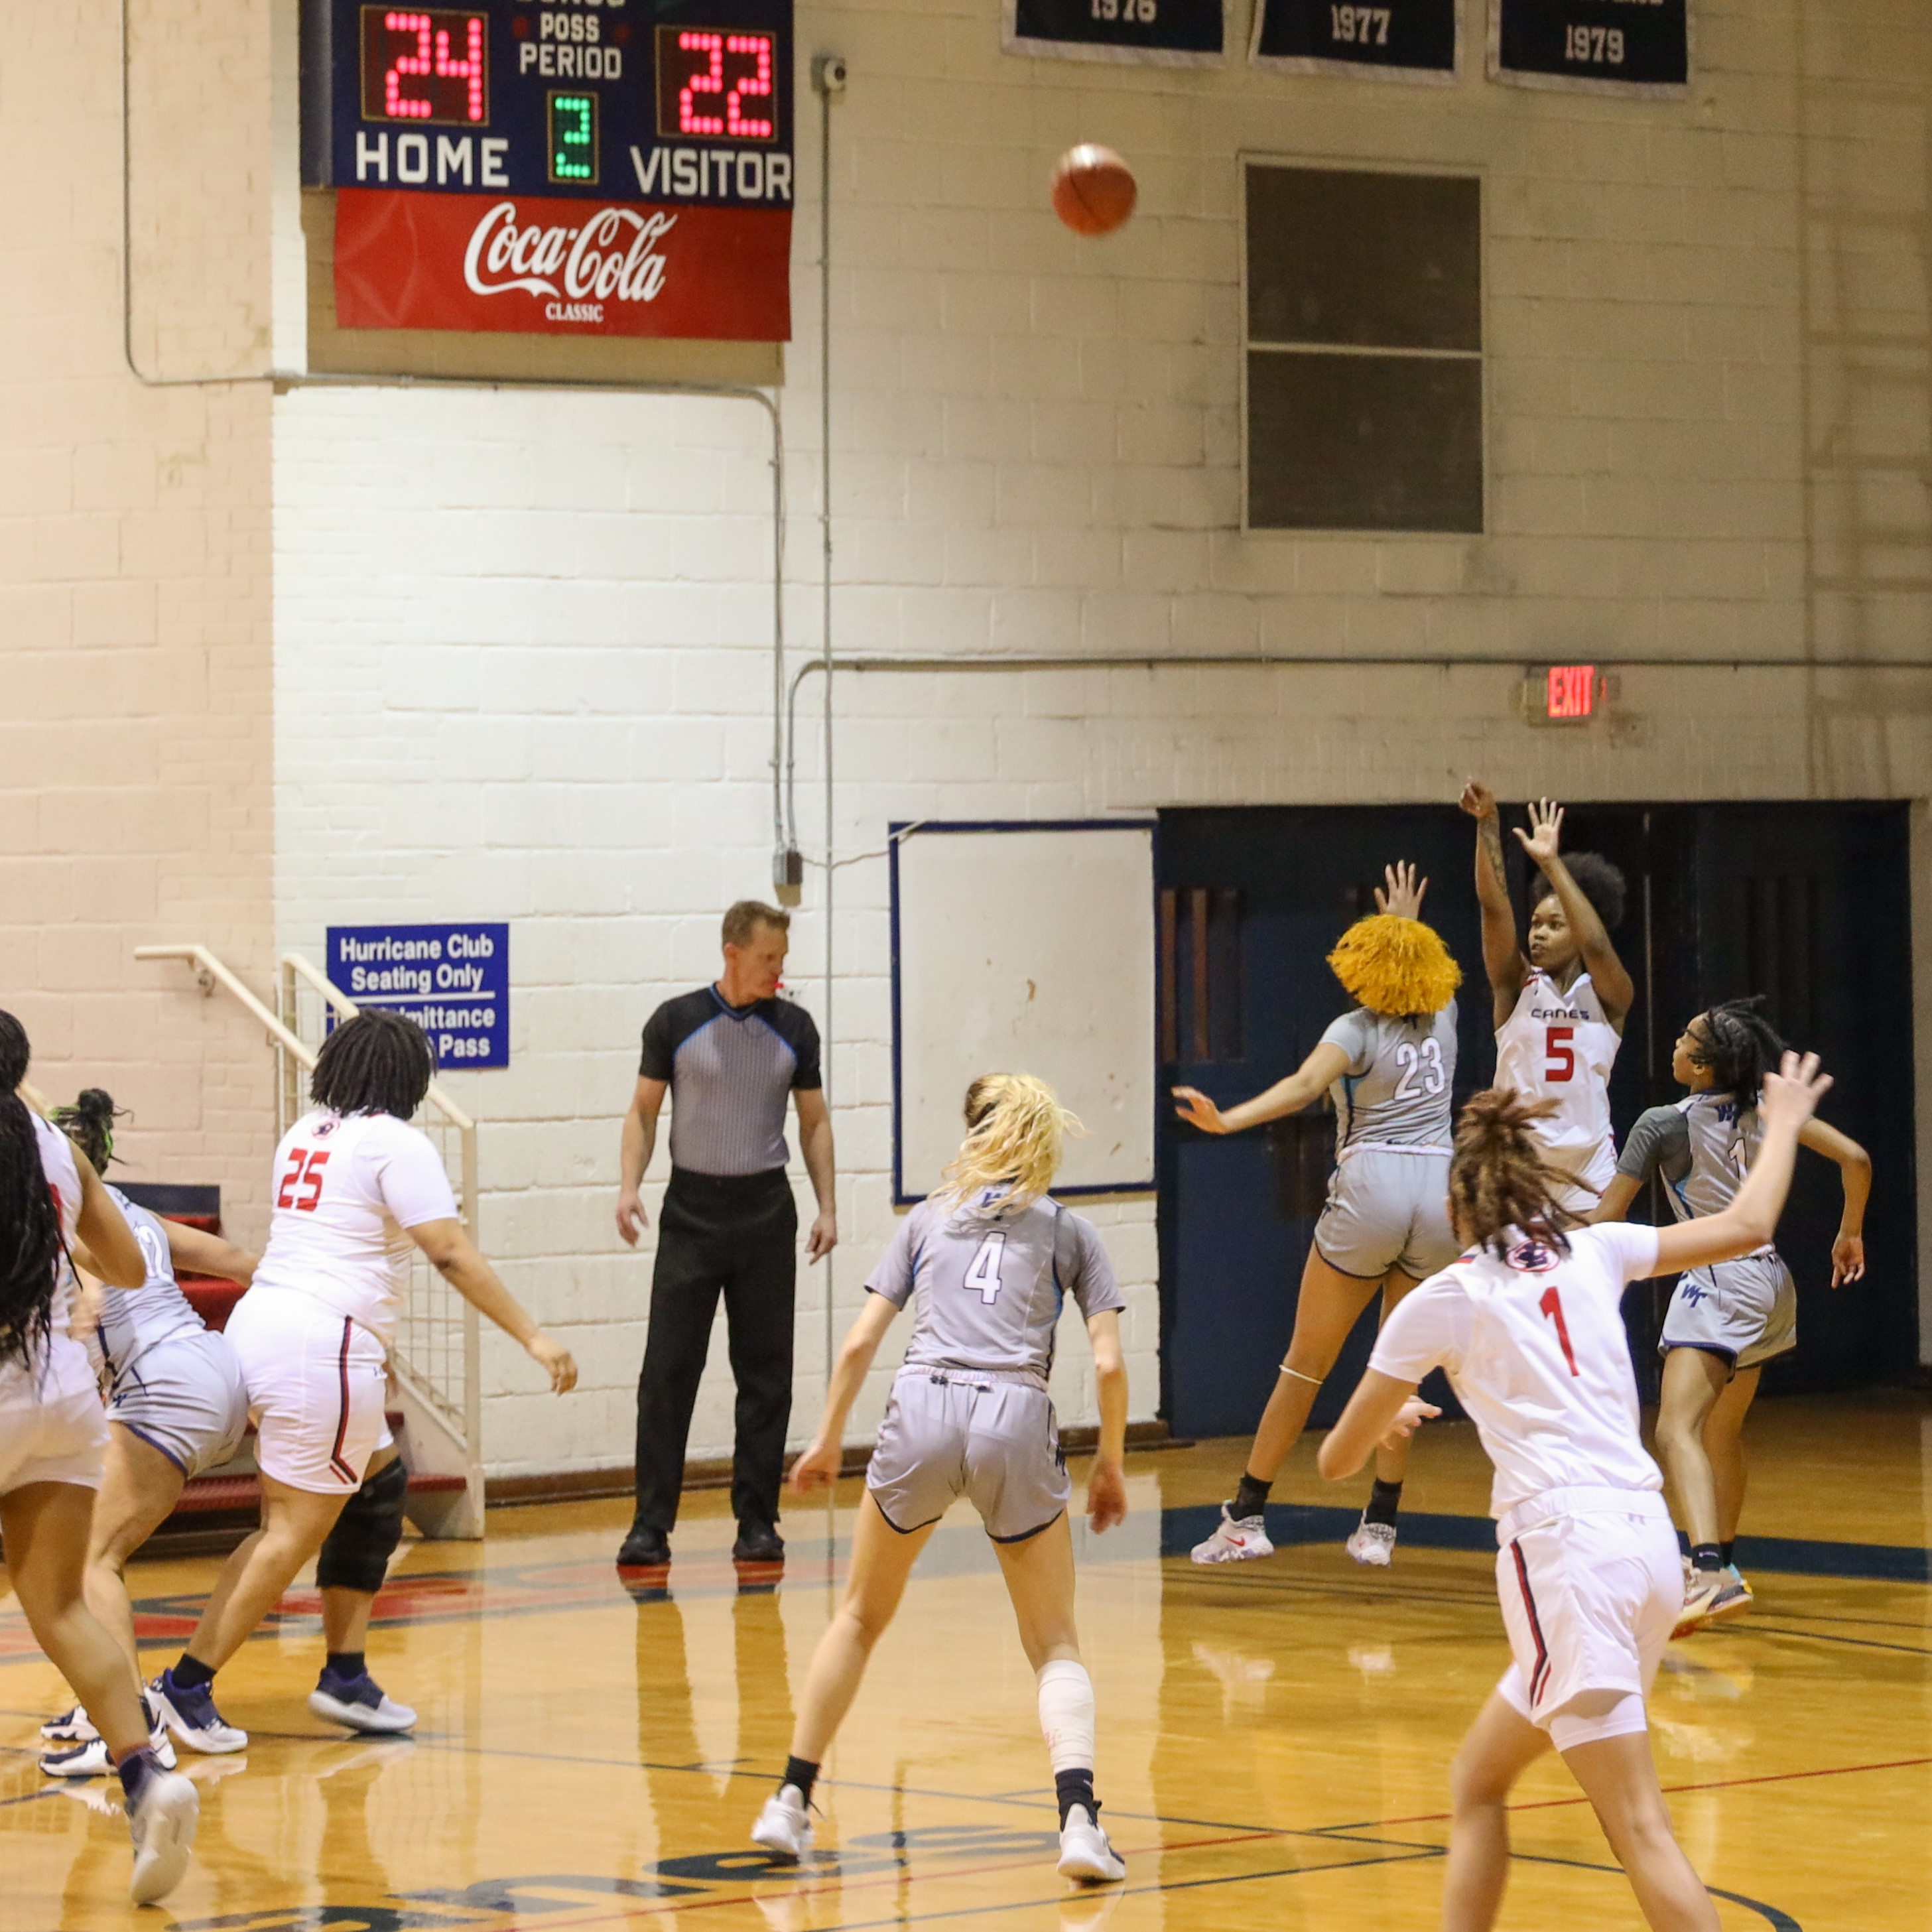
top-left (1618, 1094), bottom-right (1766, 1240)
top-left (95, 1187), bottom-right (208, 1383)
top-left (866, 1191), bottom-right (1126, 1385)
top-left (1320, 1000), bottom-right (1458, 1151)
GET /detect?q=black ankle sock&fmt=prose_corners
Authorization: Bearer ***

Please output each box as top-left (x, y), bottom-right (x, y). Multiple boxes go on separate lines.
top-left (1364, 1478), bottom-right (1404, 1529)
top-left (1230, 1473), bottom-right (1271, 1521)
top-left (170, 1655), bottom-right (216, 1691)
top-left (1055, 1768), bottom-right (1098, 1828)
top-left (325, 1651), bottom-right (367, 1681)
top-left (783, 1755), bottom-right (819, 1806)
top-left (1691, 1543), bottom-right (1723, 1575)
top-left (117, 1745), bottom-right (159, 1806)
top-left (1719, 1540), bottom-right (1736, 1567)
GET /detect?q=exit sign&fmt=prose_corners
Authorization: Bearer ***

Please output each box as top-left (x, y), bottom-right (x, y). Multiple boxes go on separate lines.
top-left (1546, 665), bottom-right (1598, 718)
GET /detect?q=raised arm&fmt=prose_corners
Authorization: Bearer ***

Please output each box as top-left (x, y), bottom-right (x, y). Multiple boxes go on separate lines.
top-left (789, 1290), bottom-right (899, 1493)
top-left (407, 1218), bottom-right (578, 1391)
top-left (1173, 1041), bottom-right (1350, 1136)
top-left (616, 1075), bottom-right (667, 1247)
top-left (1800, 1116), bottom-right (1870, 1286)
top-left (1515, 799), bottom-right (1635, 1026)
top-left (1084, 1307), bottom-right (1129, 1533)
top-left (1642, 1055), bottom-right (1830, 1277)
top-left (1460, 779), bottom-right (1527, 1024)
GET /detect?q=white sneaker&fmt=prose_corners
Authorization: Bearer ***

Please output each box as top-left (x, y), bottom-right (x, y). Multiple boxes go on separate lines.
top-left (751, 1784), bottom-right (814, 1861)
top-left (149, 1672), bottom-right (248, 1754)
top-left (1345, 1518), bottom-right (1396, 1567)
top-left (1057, 1804), bottom-right (1126, 1884)
top-left (309, 1675), bottom-right (417, 1734)
top-left (42, 1717), bottom-right (178, 1779)
top-left (1189, 1506), bottom-right (1273, 1566)
top-left (42, 1704), bottom-right (98, 1742)
top-left (127, 1768), bottom-right (200, 1904)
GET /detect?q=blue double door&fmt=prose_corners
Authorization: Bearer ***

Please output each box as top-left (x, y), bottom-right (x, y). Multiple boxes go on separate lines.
top-left (1157, 803), bottom-right (1914, 1441)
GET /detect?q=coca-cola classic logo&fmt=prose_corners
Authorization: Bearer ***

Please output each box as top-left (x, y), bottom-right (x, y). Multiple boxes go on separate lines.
top-left (462, 201), bottom-right (675, 320)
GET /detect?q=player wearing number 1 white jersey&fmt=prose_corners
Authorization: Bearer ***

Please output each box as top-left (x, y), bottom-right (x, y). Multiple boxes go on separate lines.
top-left (1175, 863), bottom-right (1464, 1571)
top-left (149, 1013), bottom-right (578, 1762)
top-left (1462, 785), bottom-right (1633, 1209)
top-left (1321, 1059), bottom-right (1832, 1932)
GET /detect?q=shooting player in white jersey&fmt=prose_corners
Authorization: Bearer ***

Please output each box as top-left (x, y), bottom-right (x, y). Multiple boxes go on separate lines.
top-left (1591, 998), bottom-right (1869, 1635)
top-left (0, 1015), bottom-right (200, 1903)
top-left (749, 1074), bottom-right (1131, 1887)
top-left (1461, 785), bottom-right (1632, 1208)
top-left (1174, 863), bottom-right (1463, 1569)
top-left (146, 1012), bottom-right (578, 1756)
top-left (1320, 1055), bottom-right (1832, 1932)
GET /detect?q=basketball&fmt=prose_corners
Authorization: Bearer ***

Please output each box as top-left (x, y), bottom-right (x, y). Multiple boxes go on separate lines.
top-left (1051, 144), bottom-right (1138, 236)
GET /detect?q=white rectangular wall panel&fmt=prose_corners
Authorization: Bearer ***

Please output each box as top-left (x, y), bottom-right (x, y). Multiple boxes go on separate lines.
top-left (891, 822), bottom-right (1157, 1203)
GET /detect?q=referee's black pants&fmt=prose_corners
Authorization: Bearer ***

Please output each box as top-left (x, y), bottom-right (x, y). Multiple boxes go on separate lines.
top-left (633, 1167), bottom-right (797, 1534)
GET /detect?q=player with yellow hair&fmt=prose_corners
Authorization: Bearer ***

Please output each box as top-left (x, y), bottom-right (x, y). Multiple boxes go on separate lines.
top-left (749, 1074), bottom-right (1131, 1886)
top-left (1175, 861), bottom-right (1464, 1569)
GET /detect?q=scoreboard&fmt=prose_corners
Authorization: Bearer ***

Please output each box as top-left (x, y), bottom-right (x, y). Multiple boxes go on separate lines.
top-left (301, 0), bottom-right (795, 341)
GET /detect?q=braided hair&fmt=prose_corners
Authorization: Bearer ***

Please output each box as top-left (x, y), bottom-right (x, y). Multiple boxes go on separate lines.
top-left (52, 1088), bottom-right (124, 1177)
top-left (938, 1073), bottom-right (1083, 1214)
top-left (311, 1011), bottom-right (436, 1120)
top-left (0, 1011), bottom-right (62, 1369)
top-left (1448, 1088), bottom-right (1578, 1259)
top-left (1689, 996), bottom-right (1787, 1109)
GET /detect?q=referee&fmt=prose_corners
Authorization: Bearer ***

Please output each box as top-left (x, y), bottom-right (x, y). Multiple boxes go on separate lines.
top-left (615, 901), bottom-right (836, 1567)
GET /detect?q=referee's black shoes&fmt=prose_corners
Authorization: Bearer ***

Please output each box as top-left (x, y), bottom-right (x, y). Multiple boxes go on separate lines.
top-left (617, 1523), bottom-right (671, 1568)
top-left (732, 1520), bottom-right (785, 1564)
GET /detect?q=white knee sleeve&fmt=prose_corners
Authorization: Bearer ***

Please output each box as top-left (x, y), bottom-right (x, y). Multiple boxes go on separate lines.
top-left (1037, 1659), bottom-right (1096, 1774)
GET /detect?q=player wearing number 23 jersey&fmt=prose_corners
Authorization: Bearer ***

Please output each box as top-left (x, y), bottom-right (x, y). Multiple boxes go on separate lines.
top-left (227, 1108), bottom-right (457, 1493)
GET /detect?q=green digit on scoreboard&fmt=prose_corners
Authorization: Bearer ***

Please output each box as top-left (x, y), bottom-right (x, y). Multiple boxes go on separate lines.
top-left (547, 90), bottom-right (598, 184)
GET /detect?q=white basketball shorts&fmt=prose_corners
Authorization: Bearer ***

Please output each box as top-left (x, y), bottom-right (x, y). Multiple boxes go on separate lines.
top-left (1661, 1252), bottom-right (1797, 1373)
top-left (1314, 1147), bottom-right (1460, 1281)
top-left (1496, 1498), bottom-right (1680, 1740)
top-left (224, 1289), bottom-right (389, 1494)
top-left (0, 1340), bottom-right (109, 1497)
top-left (107, 1330), bottom-right (251, 1479)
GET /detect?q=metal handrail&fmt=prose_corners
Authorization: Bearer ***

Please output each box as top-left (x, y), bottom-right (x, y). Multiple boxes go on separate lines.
top-left (134, 944), bottom-right (314, 1066)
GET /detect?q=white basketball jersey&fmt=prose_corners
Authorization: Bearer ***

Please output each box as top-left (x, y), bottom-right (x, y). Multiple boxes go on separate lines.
top-left (1494, 970), bottom-right (1621, 1190)
top-left (248, 1109), bottom-right (458, 1344)
top-left (11, 1114), bottom-right (96, 1400)
top-left (1370, 1220), bottom-right (1665, 1518)
top-left (95, 1185), bottom-right (208, 1380)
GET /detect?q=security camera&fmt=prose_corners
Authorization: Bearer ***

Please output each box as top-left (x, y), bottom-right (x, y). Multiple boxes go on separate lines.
top-left (812, 54), bottom-right (848, 97)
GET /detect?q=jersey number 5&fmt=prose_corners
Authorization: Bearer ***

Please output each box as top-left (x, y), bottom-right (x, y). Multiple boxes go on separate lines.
top-left (1544, 1025), bottom-right (1576, 1083)
top-left (277, 1149), bottom-right (331, 1212)
top-left (964, 1232), bottom-right (1007, 1305)
top-left (1539, 1285), bottom-right (1580, 1376)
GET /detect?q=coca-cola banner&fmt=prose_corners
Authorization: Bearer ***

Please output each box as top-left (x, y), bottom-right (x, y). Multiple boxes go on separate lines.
top-left (333, 188), bottom-right (791, 340)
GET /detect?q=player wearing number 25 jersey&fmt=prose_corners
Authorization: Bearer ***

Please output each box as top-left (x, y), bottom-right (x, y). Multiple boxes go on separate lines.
top-left (1461, 785), bottom-right (1633, 1210)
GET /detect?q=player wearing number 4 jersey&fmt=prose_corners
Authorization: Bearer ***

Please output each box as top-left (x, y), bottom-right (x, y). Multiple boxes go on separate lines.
top-left (1175, 863), bottom-right (1464, 1570)
top-left (1462, 785), bottom-right (1633, 1210)
top-left (1321, 1057), bottom-right (1833, 1932)
top-left (751, 1075), bottom-right (1131, 1888)
top-left (148, 1013), bottom-right (579, 1757)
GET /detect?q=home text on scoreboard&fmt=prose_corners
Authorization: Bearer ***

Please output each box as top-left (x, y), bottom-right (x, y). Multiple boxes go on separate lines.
top-left (303, 0), bottom-right (796, 208)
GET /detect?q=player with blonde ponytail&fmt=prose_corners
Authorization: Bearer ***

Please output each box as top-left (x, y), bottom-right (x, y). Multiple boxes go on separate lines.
top-left (749, 1074), bottom-right (1131, 1886)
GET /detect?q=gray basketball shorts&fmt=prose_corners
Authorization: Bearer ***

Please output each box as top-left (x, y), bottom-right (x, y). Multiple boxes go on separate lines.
top-left (867, 1369), bottom-right (1070, 1544)
top-left (1659, 1252), bottom-right (1797, 1373)
top-left (1314, 1147), bottom-right (1460, 1282)
top-left (106, 1331), bottom-right (251, 1478)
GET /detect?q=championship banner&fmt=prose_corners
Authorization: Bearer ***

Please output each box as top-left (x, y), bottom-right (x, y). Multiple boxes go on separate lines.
top-left (334, 189), bottom-right (791, 339)
top-left (1004, 0), bottom-right (1227, 66)
top-left (1250, 0), bottom-right (1458, 83)
top-left (1489, 0), bottom-right (1688, 94)
top-left (304, 0), bottom-right (795, 339)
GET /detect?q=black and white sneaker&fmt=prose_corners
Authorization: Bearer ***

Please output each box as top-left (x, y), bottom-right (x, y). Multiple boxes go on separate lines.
top-left (308, 1669), bottom-right (417, 1734)
top-left (42, 1704), bottom-right (99, 1743)
top-left (42, 1711), bottom-right (178, 1779)
top-left (1057, 1804), bottom-right (1126, 1883)
top-left (751, 1783), bottom-right (813, 1860)
top-left (149, 1669), bottom-right (247, 1754)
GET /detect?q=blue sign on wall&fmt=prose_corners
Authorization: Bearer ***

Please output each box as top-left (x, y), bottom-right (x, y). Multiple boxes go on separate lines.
top-left (325, 923), bottom-right (510, 1069)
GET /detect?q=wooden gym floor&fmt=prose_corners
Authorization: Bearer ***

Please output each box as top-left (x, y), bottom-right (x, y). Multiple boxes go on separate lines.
top-left (5, 1394), bottom-right (1931, 1930)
